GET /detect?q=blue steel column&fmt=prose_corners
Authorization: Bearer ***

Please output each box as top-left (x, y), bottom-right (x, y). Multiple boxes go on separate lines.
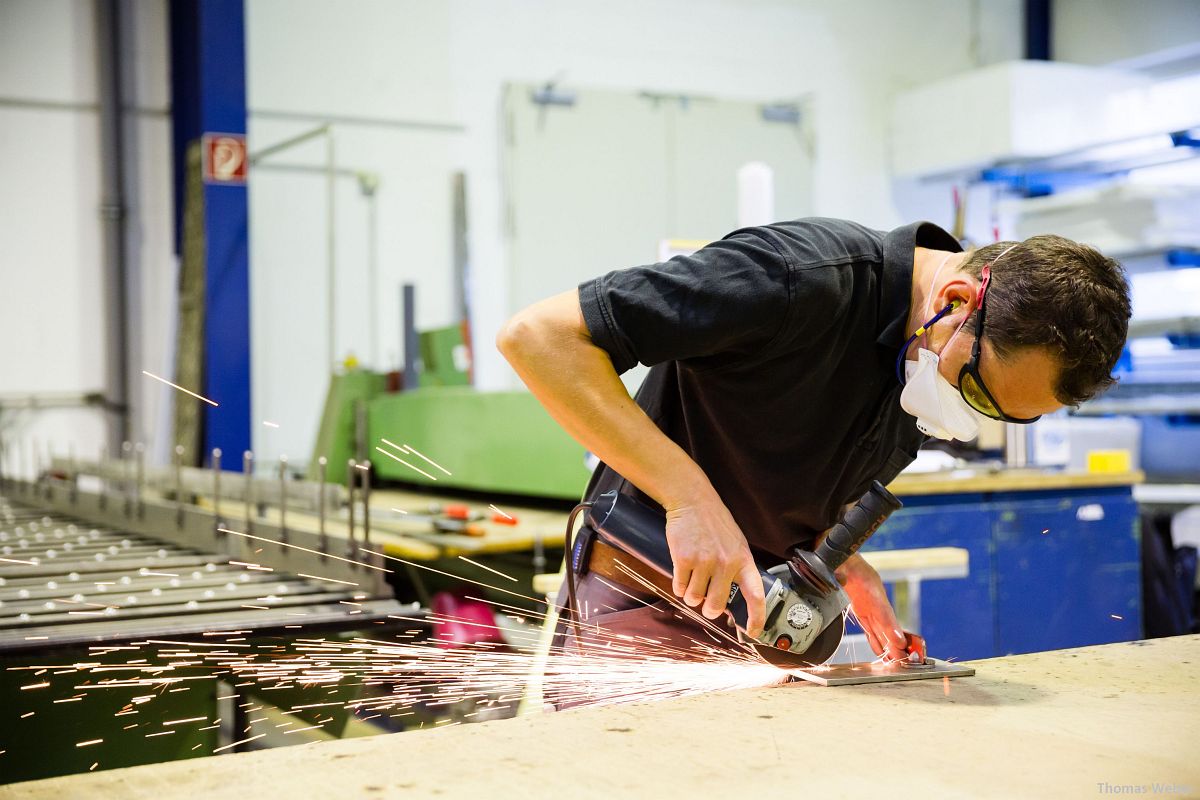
top-left (170, 0), bottom-right (251, 467)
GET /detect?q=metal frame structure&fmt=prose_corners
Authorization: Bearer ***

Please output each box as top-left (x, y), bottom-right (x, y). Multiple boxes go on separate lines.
top-left (1, 459), bottom-right (389, 601)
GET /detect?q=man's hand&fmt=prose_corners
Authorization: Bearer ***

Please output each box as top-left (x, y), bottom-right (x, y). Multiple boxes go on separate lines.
top-left (837, 553), bottom-right (923, 662)
top-left (664, 496), bottom-right (766, 638)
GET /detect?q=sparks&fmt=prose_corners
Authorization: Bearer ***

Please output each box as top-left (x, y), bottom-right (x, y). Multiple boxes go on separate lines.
top-left (360, 548), bottom-right (541, 605)
top-left (141, 370), bottom-right (218, 407)
top-left (488, 504), bottom-right (513, 520)
top-left (219, 527), bottom-right (391, 573)
top-left (298, 573), bottom-right (359, 587)
top-left (456, 556), bottom-right (518, 583)
top-left (262, 420), bottom-right (280, 428)
top-left (373, 446), bottom-right (437, 482)
top-left (397, 444), bottom-right (452, 476)
top-left (212, 733), bottom-right (266, 753)
top-left (1, 502), bottom-right (805, 761)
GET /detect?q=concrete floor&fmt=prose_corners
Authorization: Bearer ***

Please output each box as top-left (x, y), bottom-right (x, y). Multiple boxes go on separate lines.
top-left (3, 636), bottom-right (1198, 799)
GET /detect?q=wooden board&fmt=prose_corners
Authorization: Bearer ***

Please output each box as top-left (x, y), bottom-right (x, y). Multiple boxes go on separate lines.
top-left (889, 468), bottom-right (1142, 496)
top-left (859, 546), bottom-right (968, 581)
top-left (5, 636), bottom-right (1196, 799)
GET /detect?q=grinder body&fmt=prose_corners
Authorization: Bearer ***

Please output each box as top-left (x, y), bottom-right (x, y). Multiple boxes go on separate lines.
top-left (581, 481), bottom-right (901, 666)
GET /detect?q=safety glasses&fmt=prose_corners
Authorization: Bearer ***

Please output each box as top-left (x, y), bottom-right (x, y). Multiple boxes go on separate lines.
top-left (956, 265), bottom-right (1041, 424)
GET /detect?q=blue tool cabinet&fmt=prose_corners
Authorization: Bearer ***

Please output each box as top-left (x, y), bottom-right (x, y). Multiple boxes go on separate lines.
top-left (860, 484), bottom-right (1141, 660)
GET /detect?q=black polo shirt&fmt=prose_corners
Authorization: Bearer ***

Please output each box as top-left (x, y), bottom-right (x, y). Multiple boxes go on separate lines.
top-left (578, 217), bottom-right (962, 559)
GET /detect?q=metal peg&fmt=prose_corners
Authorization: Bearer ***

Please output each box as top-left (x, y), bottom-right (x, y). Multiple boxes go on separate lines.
top-left (122, 441), bottom-right (133, 516)
top-left (346, 458), bottom-right (357, 557)
top-left (278, 456), bottom-right (289, 544)
top-left (36, 439), bottom-right (45, 499)
top-left (212, 448), bottom-right (223, 535)
top-left (361, 460), bottom-right (371, 547)
top-left (69, 444), bottom-right (78, 505)
top-left (135, 443), bottom-right (145, 518)
top-left (354, 400), bottom-right (367, 463)
top-left (46, 441), bottom-right (56, 501)
top-left (243, 451), bottom-right (254, 536)
top-left (99, 444), bottom-right (108, 510)
top-left (533, 529), bottom-right (546, 575)
top-left (174, 445), bottom-right (185, 529)
top-left (317, 456), bottom-right (328, 558)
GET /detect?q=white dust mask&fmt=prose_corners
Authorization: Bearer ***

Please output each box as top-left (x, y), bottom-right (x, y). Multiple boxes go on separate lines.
top-left (900, 347), bottom-right (981, 441)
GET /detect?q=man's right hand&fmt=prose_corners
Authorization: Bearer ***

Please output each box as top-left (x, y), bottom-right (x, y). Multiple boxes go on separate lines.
top-left (664, 496), bottom-right (766, 639)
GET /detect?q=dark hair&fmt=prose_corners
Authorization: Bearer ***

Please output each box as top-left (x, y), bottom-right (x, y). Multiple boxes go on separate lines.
top-left (960, 235), bottom-right (1131, 406)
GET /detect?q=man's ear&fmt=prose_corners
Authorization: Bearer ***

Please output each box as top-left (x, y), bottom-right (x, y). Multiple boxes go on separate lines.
top-left (939, 275), bottom-right (979, 316)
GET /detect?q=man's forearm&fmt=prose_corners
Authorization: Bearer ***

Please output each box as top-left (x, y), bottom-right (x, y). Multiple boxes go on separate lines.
top-left (496, 289), bottom-right (714, 511)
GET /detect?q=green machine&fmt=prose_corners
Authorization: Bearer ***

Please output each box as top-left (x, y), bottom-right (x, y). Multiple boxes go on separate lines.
top-left (309, 326), bottom-right (592, 501)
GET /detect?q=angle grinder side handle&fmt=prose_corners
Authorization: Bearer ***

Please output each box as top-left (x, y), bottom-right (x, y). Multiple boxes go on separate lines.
top-left (813, 480), bottom-right (903, 572)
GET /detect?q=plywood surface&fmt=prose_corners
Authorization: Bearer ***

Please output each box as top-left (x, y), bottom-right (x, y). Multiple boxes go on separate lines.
top-left (5, 636), bottom-right (1196, 799)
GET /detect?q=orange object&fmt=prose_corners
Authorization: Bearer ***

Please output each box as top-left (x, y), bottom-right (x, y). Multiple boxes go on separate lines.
top-left (491, 512), bottom-right (519, 525)
top-left (444, 505), bottom-right (471, 520)
top-left (905, 632), bottom-right (927, 662)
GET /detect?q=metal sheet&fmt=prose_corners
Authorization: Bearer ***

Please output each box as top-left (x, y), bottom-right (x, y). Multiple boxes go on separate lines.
top-left (787, 658), bottom-right (974, 687)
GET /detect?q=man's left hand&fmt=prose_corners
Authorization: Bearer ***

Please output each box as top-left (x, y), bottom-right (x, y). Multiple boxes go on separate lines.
top-left (835, 553), bottom-right (924, 662)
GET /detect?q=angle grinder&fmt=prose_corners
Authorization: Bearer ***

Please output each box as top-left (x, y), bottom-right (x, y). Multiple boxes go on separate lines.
top-left (574, 480), bottom-right (903, 668)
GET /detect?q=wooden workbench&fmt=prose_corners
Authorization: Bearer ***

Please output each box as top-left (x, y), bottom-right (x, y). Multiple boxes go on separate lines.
top-left (222, 487), bottom-right (570, 562)
top-left (5, 635), bottom-right (1195, 799)
top-left (364, 488), bottom-right (568, 558)
top-left (889, 467), bottom-right (1142, 496)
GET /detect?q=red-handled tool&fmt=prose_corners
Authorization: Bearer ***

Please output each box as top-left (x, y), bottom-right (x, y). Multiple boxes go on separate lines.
top-left (904, 632), bottom-right (927, 662)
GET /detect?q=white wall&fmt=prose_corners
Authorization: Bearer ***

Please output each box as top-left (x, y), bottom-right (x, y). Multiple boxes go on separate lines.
top-left (244, 0), bottom-right (1023, 464)
top-left (0, 0), bottom-right (108, 474)
top-left (0, 0), bottom-right (175, 473)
